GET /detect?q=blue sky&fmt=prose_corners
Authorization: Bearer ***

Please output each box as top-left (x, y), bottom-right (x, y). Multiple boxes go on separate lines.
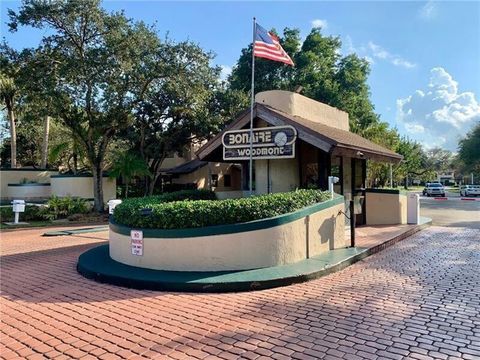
top-left (1, 0), bottom-right (479, 151)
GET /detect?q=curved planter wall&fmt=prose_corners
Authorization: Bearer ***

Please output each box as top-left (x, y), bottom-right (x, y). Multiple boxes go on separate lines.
top-left (50, 175), bottom-right (116, 204)
top-left (7, 183), bottom-right (51, 200)
top-left (109, 196), bottom-right (346, 271)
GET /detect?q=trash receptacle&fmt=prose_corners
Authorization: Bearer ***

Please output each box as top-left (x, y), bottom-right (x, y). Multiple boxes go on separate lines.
top-left (407, 193), bottom-right (420, 224)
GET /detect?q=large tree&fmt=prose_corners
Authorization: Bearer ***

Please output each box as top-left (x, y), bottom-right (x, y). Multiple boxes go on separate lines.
top-left (8, 0), bottom-right (166, 211)
top-left (0, 45), bottom-right (22, 168)
top-left (125, 40), bottom-right (225, 195)
top-left (458, 122), bottom-right (480, 179)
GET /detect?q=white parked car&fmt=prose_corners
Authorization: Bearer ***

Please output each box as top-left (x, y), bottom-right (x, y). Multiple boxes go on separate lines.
top-left (460, 185), bottom-right (480, 197)
top-left (424, 183), bottom-right (446, 197)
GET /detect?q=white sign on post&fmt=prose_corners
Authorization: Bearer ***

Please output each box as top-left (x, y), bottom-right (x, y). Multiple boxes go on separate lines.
top-left (130, 230), bottom-right (144, 256)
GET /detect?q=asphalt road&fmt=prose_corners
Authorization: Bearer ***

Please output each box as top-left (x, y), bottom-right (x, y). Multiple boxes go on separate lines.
top-left (418, 190), bottom-right (480, 229)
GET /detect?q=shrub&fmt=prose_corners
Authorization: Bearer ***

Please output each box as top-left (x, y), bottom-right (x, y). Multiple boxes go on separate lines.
top-left (112, 189), bottom-right (216, 226)
top-left (40, 195), bottom-right (91, 220)
top-left (112, 189), bottom-right (331, 229)
top-left (0, 196), bottom-right (92, 222)
top-left (0, 204), bottom-right (44, 222)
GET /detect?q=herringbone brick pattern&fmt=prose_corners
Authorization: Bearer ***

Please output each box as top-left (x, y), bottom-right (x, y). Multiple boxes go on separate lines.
top-left (1, 226), bottom-right (479, 359)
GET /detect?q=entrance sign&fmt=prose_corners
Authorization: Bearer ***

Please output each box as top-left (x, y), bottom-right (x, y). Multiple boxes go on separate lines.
top-left (130, 230), bottom-right (144, 256)
top-left (222, 125), bottom-right (297, 160)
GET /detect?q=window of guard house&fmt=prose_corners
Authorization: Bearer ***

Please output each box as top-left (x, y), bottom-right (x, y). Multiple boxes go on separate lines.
top-left (223, 174), bottom-right (231, 187)
top-left (211, 174), bottom-right (218, 187)
top-left (331, 156), bottom-right (342, 193)
top-left (305, 163), bottom-right (319, 188)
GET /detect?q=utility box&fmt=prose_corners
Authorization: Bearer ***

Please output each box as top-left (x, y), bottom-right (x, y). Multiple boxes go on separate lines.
top-left (407, 193), bottom-right (420, 224)
top-left (108, 199), bottom-right (122, 215)
top-left (12, 199), bottom-right (26, 213)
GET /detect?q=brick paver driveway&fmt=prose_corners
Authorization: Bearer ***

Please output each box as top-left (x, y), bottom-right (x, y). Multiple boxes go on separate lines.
top-left (1, 226), bottom-right (479, 360)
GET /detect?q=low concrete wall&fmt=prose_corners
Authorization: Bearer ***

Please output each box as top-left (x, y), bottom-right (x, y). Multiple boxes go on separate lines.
top-left (109, 196), bottom-right (345, 271)
top-left (51, 175), bottom-right (116, 204)
top-left (0, 169), bottom-right (58, 200)
top-left (7, 183), bottom-right (51, 200)
top-left (365, 189), bottom-right (407, 225)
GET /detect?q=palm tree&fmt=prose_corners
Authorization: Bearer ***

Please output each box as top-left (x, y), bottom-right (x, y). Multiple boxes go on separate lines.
top-left (0, 75), bottom-right (17, 168)
top-left (109, 152), bottom-right (152, 198)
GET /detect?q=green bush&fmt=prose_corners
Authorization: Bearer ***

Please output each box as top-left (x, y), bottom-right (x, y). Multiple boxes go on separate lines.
top-left (0, 205), bottom-right (44, 222)
top-left (0, 196), bottom-right (91, 222)
top-left (113, 189), bottom-right (331, 229)
top-left (40, 195), bottom-right (91, 220)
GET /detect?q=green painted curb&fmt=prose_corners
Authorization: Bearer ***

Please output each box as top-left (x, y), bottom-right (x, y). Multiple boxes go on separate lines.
top-left (43, 226), bottom-right (108, 237)
top-left (365, 188), bottom-right (408, 196)
top-left (110, 195), bottom-right (344, 238)
top-left (8, 183), bottom-right (51, 187)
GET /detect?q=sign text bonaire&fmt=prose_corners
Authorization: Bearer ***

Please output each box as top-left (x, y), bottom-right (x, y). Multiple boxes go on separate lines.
top-left (222, 126), bottom-right (297, 160)
top-left (130, 230), bottom-right (143, 256)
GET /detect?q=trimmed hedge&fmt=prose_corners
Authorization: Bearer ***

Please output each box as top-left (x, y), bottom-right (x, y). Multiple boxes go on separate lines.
top-left (112, 189), bottom-right (331, 229)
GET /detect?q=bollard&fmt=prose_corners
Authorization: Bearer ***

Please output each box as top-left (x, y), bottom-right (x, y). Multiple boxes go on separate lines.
top-left (350, 200), bottom-right (355, 247)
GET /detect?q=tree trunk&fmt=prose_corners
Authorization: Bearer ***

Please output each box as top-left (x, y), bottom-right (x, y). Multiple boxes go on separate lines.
top-left (40, 115), bottom-right (50, 168)
top-left (148, 173), bottom-right (159, 196)
top-left (92, 163), bottom-right (105, 212)
top-left (7, 107), bottom-right (17, 168)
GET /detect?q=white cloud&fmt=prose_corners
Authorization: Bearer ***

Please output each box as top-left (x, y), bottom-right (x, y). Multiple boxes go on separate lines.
top-left (311, 19), bottom-right (328, 29)
top-left (419, 1), bottom-right (438, 20)
top-left (368, 41), bottom-right (416, 69)
top-left (404, 123), bottom-right (425, 134)
top-left (220, 65), bottom-right (232, 81)
top-left (343, 36), bottom-right (414, 69)
top-left (397, 67), bottom-right (480, 151)
top-left (342, 35), bottom-right (374, 64)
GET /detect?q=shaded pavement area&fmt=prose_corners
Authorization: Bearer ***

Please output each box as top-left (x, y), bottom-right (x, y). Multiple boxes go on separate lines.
top-left (1, 226), bottom-right (480, 359)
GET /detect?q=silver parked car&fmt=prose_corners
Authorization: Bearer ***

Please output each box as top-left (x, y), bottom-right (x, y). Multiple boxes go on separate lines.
top-left (424, 183), bottom-right (446, 197)
top-left (460, 185), bottom-right (480, 197)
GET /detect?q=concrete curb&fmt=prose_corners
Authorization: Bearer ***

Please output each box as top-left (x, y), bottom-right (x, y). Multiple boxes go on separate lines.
top-left (77, 220), bottom-right (432, 293)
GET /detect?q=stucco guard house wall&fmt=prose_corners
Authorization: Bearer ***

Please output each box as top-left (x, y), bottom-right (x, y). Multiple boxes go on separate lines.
top-left (365, 189), bottom-right (407, 225)
top-left (50, 175), bottom-right (116, 204)
top-left (196, 90), bottom-right (404, 226)
top-left (109, 196), bottom-right (346, 272)
top-left (0, 169), bottom-right (58, 201)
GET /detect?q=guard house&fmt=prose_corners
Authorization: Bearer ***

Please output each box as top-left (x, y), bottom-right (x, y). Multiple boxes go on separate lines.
top-left (196, 90), bottom-right (403, 224)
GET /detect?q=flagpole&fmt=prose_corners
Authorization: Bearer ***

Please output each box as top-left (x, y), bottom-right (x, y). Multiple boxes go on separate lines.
top-left (249, 17), bottom-right (256, 196)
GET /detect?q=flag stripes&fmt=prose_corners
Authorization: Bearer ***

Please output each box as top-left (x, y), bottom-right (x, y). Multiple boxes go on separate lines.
top-left (253, 24), bottom-right (294, 66)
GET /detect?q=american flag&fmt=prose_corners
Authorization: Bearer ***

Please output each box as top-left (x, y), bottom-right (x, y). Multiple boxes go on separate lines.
top-left (253, 24), bottom-right (294, 66)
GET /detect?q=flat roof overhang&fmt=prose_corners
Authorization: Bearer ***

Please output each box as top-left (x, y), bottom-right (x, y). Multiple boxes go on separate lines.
top-left (197, 103), bottom-right (403, 164)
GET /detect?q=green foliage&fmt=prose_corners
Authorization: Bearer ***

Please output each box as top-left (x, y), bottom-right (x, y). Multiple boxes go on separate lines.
top-left (228, 27), bottom-right (379, 133)
top-left (0, 196), bottom-right (91, 222)
top-left (124, 39), bottom-right (226, 195)
top-left (40, 195), bottom-right (91, 221)
top-left (113, 189), bottom-right (330, 229)
top-left (458, 122), bottom-right (480, 175)
top-left (7, 0), bottom-right (173, 211)
top-left (109, 151), bottom-right (151, 198)
top-left (0, 204), bottom-right (42, 222)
